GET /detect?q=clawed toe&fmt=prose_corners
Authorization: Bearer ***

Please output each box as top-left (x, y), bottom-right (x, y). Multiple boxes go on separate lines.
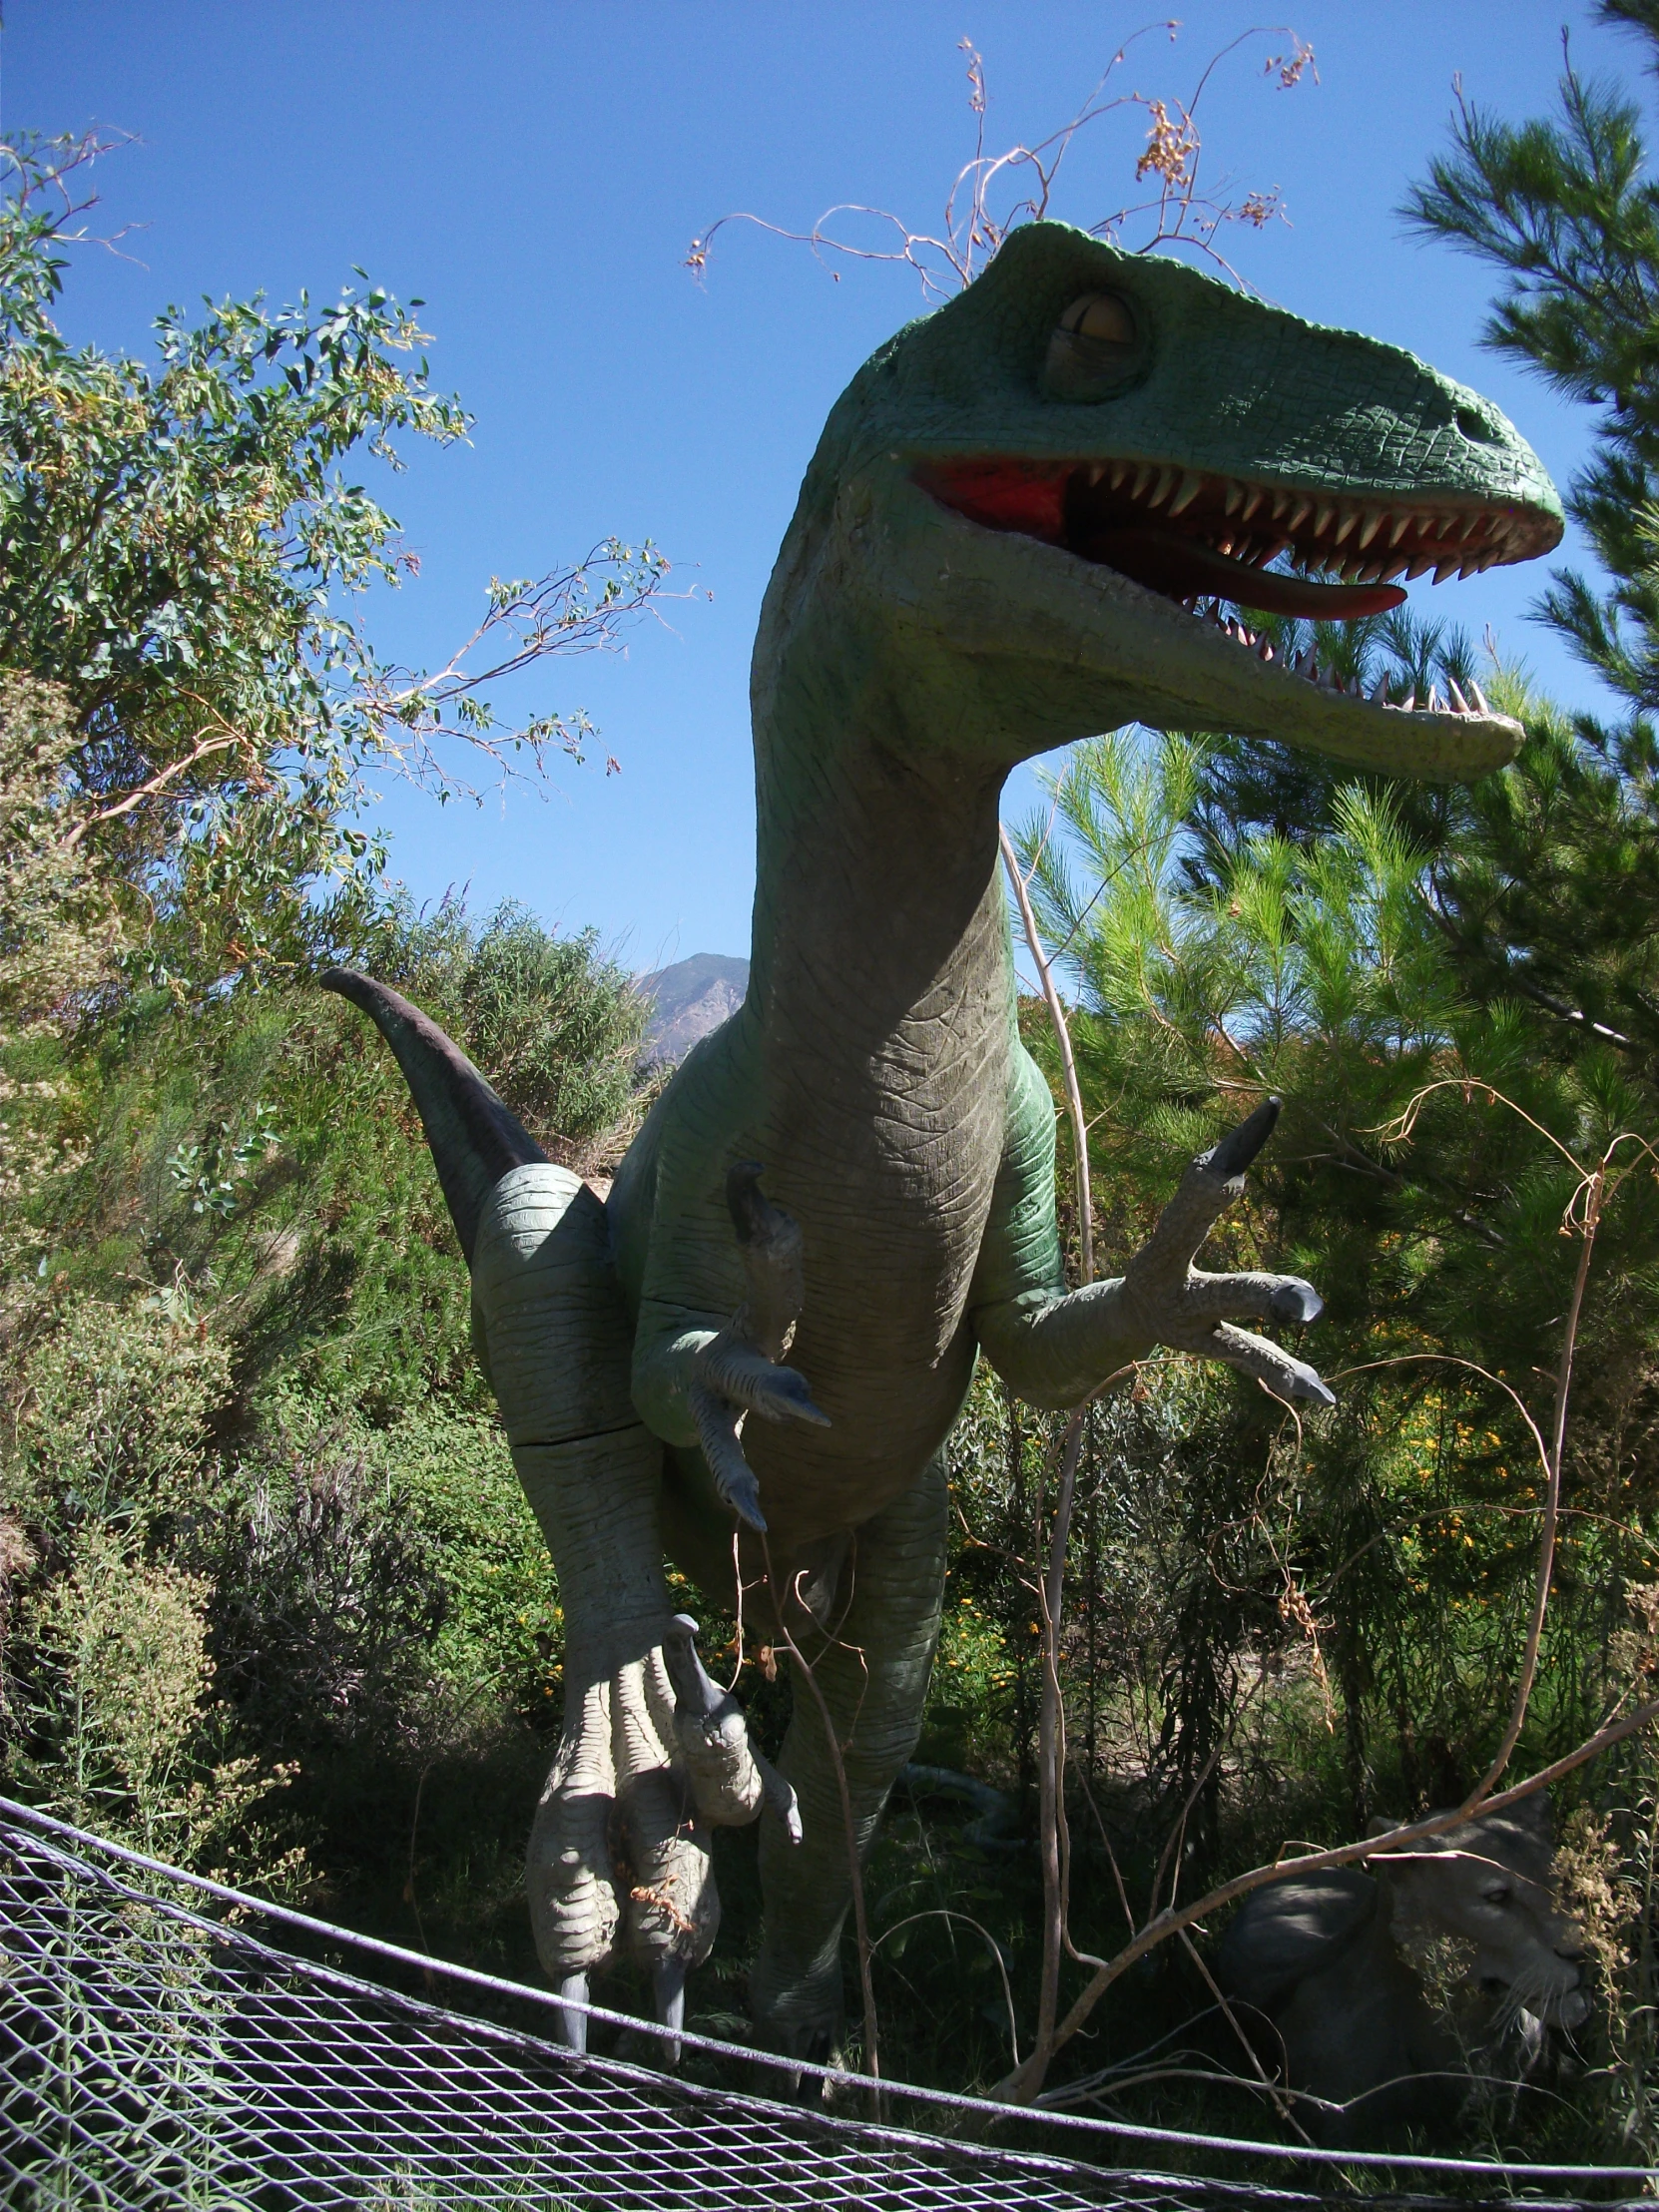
top-left (556, 1970), bottom-right (591, 2053)
top-left (1268, 1279), bottom-right (1324, 1326)
top-left (653, 1956), bottom-right (688, 2065)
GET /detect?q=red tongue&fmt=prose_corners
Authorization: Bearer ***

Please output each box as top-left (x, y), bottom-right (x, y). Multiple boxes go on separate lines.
top-left (1075, 524), bottom-right (1406, 621)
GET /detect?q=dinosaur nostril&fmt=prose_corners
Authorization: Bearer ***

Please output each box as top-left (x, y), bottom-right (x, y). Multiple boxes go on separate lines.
top-left (1455, 404), bottom-right (1501, 444)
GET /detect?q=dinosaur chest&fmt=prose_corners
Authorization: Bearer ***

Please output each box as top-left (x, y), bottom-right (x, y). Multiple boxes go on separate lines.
top-left (754, 913), bottom-right (1013, 1479)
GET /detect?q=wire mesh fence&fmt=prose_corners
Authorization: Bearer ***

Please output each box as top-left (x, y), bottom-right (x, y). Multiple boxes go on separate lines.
top-left (0, 1795), bottom-right (1651, 2211)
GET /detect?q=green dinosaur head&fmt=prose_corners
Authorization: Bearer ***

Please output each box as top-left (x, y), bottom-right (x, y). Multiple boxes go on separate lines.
top-left (758, 221), bottom-right (1561, 779)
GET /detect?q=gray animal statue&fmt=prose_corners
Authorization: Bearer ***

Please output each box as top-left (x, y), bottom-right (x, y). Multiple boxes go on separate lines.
top-left (326, 221), bottom-right (1561, 2055)
top-left (1213, 1796), bottom-right (1588, 2142)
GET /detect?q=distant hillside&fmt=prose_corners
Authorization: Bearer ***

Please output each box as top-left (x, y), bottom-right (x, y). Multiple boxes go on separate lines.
top-left (638, 953), bottom-right (749, 1064)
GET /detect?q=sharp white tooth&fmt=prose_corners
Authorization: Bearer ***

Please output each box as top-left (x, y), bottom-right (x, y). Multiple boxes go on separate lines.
top-left (1427, 685), bottom-right (1443, 712)
top-left (1088, 462), bottom-right (1105, 486)
top-left (1132, 465), bottom-right (1154, 498)
top-left (1340, 558), bottom-right (1364, 582)
top-left (1110, 461), bottom-right (1129, 490)
top-left (1272, 491), bottom-right (1291, 521)
top-left (1151, 466), bottom-right (1176, 507)
top-left (1388, 513), bottom-right (1411, 547)
top-left (1243, 629), bottom-right (1257, 647)
top-left (1448, 679), bottom-right (1471, 713)
top-left (1381, 558), bottom-right (1410, 583)
top-left (1168, 470), bottom-right (1203, 516)
top-left (1400, 691), bottom-right (1415, 713)
top-left (1225, 481), bottom-right (1245, 516)
top-left (1432, 558), bottom-right (1459, 584)
top-left (1405, 553), bottom-right (1434, 580)
top-left (1289, 499), bottom-right (1313, 531)
top-left (1335, 505), bottom-right (1361, 545)
top-left (1358, 511), bottom-right (1383, 549)
top-left (1470, 680), bottom-right (1490, 714)
top-left (1358, 560), bottom-right (1386, 584)
top-left (1314, 501), bottom-right (1336, 536)
top-left (1458, 558), bottom-right (1480, 580)
top-left (1370, 670), bottom-right (1390, 702)
top-left (1257, 638), bottom-right (1275, 661)
top-left (1457, 514), bottom-right (1482, 541)
top-left (1243, 488), bottom-right (1265, 522)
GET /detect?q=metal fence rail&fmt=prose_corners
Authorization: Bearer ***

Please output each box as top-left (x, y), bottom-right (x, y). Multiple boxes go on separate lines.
top-left (0, 1797), bottom-right (1650, 2211)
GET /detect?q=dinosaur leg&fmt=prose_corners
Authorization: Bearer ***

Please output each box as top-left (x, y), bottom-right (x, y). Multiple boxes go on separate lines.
top-left (749, 1449), bottom-right (949, 2055)
top-left (323, 972), bottom-right (791, 2053)
top-left (485, 1167), bottom-right (796, 2048)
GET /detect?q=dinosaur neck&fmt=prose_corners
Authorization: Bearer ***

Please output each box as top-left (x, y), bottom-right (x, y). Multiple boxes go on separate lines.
top-left (746, 696), bottom-right (1013, 1082)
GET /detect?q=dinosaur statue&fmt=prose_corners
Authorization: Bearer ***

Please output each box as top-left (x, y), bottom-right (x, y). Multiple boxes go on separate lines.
top-left (1214, 1795), bottom-right (1587, 2143)
top-left (325, 222), bottom-right (1561, 2061)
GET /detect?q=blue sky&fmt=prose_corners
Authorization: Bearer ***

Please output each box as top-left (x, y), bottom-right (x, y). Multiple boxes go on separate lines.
top-left (10, 2), bottom-right (1635, 967)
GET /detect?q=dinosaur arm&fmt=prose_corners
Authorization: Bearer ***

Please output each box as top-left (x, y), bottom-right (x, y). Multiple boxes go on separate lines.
top-left (969, 1039), bottom-right (1154, 1406)
top-left (971, 1042), bottom-right (1333, 1410)
top-left (620, 1060), bottom-right (828, 1531)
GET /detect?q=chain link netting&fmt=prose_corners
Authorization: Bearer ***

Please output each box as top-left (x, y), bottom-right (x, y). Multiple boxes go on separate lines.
top-left (0, 1799), bottom-right (1648, 2211)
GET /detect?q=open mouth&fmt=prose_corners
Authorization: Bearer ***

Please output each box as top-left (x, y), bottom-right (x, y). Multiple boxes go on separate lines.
top-left (914, 457), bottom-right (1559, 627)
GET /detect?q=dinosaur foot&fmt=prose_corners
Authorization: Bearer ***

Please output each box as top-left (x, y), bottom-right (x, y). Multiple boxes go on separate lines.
top-left (1121, 1097), bottom-right (1335, 1409)
top-left (531, 1620), bottom-right (801, 2066)
top-left (689, 1163), bottom-right (830, 1532)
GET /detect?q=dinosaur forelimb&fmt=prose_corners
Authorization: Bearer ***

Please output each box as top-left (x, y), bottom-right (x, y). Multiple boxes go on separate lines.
top-left (672, 1164), bottom-right (830, 1532)
top-left (976, 1099), bottom-right (1334, 1410)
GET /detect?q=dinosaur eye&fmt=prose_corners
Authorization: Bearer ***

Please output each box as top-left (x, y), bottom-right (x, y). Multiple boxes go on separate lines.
top-left (1045, 290), bottom-right (1144, 402)
top-left (1482, 1884), bottom-right (1512, 1907)
top-left (1061, 293), bottom-right (1136, 344)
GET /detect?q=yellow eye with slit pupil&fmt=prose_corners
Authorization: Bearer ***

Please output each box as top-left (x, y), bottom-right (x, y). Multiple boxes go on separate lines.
top-left (1059, 292), bottom-right (1136, 346)
top-left (1046, 291), bottom-right (1143, 402)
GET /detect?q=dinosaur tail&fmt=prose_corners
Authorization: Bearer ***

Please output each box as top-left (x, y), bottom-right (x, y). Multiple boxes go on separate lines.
top-left (320, 967), bottom-right (546, 1266)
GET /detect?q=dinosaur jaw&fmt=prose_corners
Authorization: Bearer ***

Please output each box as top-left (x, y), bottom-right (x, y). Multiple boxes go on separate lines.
top-left (876, 477), bottom-right (1529, 778)
top-left (913, 456), bottom-right (1559, 622)
top-left (901, 457), bottom-right (1560, 775)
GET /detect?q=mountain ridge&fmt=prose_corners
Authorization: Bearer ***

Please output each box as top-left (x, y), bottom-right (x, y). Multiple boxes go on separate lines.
top-left (637, 952), bottom-right (749, 1064)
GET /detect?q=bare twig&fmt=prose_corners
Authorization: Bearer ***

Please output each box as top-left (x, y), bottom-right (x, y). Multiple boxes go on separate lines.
top-left (688, 24), bottom-right (1317, 299)
top-left (760, 1539), bottom-right (882, 2110)
top-left (994, 1109), bottom-right (1651, 2105)
top-left (1001, 825), bottom-right (1094, 1285)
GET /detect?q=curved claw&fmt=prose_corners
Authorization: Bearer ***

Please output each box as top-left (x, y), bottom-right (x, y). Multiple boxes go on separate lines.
top-left (689, 1386), bottom-right (768, 1530)
top-left (663, 1613), bottom-right (727, 1718)
top-left (653, 1956), bottom-right (687, 2067)
top-left (697, 1340), bottom-right (830, 1425)
top-left (1208, 1322), bottom-right (1336, 1409)
top-left (556, 1970), bottom-right (590, 2053)
top-left (1203, 1095), bottom-right (1282, 1183)
top-left (758, 1754), bottom-right (804, 1844)
top-left (1269, 1280), bottom-right (1324, 1326)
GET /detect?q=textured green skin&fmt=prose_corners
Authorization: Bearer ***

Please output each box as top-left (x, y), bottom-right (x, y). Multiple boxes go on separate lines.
top-left (358, 222), bottom-right (1562, 2045)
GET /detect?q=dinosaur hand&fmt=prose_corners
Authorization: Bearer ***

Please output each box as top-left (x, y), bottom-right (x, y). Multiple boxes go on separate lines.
top-left (1121, 1098), bottom-right (1334, 1409)
top-left (686, 1162), bottom-right (830, 1532)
